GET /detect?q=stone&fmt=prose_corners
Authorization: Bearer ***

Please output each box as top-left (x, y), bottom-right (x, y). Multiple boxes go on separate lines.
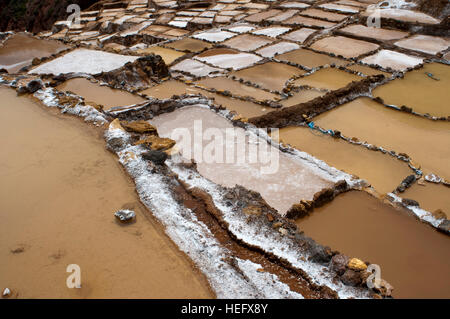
top-left (347, 258), bottom-right (368, 271)
top-left (309, 242), bottom-right (332, 264)
top-left (373, 279), bottom-right (394, 297)
top-left (331, 254), bottom-right (349, 276)
top-left (402, 198), bottom-right (420, 207)
top-left (432, 209), bottom-right (447, 220)
top-left (114, 209), bottom-right (136, 222)
top-left (2, 288), bottom-right (10, 297)
top-left (120, 120), bottom-right (157, 134)
top-left (135, 135), bottom-right (176, 151)
top-left (425, 173), bottom-right (442, 184)
top-left (142, 150), bottom-right (168, 165)
top-left (26, 79), bottom-right (43, 93)
top-left (341, 269), bottom-right (362, 286)
top-left (438, 220), bottom-right (450, 234)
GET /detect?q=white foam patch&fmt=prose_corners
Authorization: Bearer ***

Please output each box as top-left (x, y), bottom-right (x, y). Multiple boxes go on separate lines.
top-left (104, 125), bottom-right (305, 299)
top-left (361, 49), bottom-right (423, 71)
top-left (195, 52), bottom-right (262, 70)
top-left (192, 29), bottom-right (236, 42)
top-left (29, 49), bottom-right (139, 75)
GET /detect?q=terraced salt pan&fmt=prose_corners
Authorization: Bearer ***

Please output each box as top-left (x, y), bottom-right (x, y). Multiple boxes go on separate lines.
top-left (296, 190), bottom-right (450, 298)
top-left (340, 24), bottom-right (408, 41)
top-left (310, 36), bottom-right (379, 59)
top-left (245, 9), bottom-right (282, 23)
top-left (225, 24), bottom-right (256, 33)
top-left (276, 48), bottom-right (348, 69)
top-left (394, 35), bottom-right (450, 55)
top-left (256, 42), bottom-right (300, 58)
top-left (192, 29), bottom-right (236, 42)
top-left (150, 105), bottom-right (333, 214)
top-left (195, 48), bottom-right (263, 70)
top-left (164, 38), bottom-right (213, 53)
top-left (170, 58), bottom-right (225, 77)
top-left (314, 97), bottom-right (450, 180)
top-left (277, 126), bottom-right (412, 194)
top-left (280, 89), bottom-right (325, 108)
top-left (279, 2), bottom-right (310, 9)
top-left (319, 3), bottom-right (360, 13)
top-left (141, 80), bottom-right (270, 118)
top-left (196, 77), bottom-right (279, 101)
top-left (57, 78), bottom-right (145, 110)
top-left (223, 34), bottom-right (273, 51)
top-left (281, 28), bottom-right (316, 43)
top-left (293, 67), bottom-right (363, 90)
top-left (29, 49), bottom-right (139, 75)
top-left (402, 182), bottom-right (450, 216)
top-left (361, 49), bottom-right (423, 71)
top-left (252, 26), bottom-right (291, 38)
top-left (362, 8), bottom-right (440, 24)
top-left (283, 16), bottom-right (336, 28)
top-left (268, 10), bottom-right (300, 23)
top-left (372, 63), bottom-right (450, 117)
top-left (300, 8), bottom-right (349, 22)
top-left (231, 62), bottom-right (305, 91)
top-left (345, 63), bottom-right (391, 77)
top-left (0, 33), bottom-right (69, 73)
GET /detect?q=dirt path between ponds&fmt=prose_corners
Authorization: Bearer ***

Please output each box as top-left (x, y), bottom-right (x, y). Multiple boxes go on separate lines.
top-left (0, 86), bottom-right (213, 299)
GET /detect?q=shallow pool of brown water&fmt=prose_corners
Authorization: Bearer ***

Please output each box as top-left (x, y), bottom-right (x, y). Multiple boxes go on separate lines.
top-left (276, 48), bottom-right (348, 69)
top-left (150, 105), bottom-right (333, 215)
top-left (136, 46), bottom-right (186, 64)
top-left (280, 90), bottom-right (325, 108)
top-left (402, 182), bottom-right (450, 216)
top-left (0, 86), bottom-right (212, 298)
top-left (295, 191), bottom-right (450, 298)
top-left (164, 38), bottom-right (213, 53)
top-left (314, 97), bottom-right (450, 180)
top-left (372, 63), bottom-right (450, 117)
top-left (277, 126), bottom-right (412, 194)
top-left (0, 33), bottom-right (69, 73)
top-left (58, 78), bottom-right (146, 110)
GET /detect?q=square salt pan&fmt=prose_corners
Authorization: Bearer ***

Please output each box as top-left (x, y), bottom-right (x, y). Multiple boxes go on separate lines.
top-left (256, 42), bottom-right (300, 58)
top-left (170, 59), bottom-right (225, 77)
top-left (223, 34), bottom-right (273, 51)
top-left (192, 29), bottom-right (236, 42)
top-left (252, 27), bottom-right (291, 38)
top-left (310, 36), bottom-right (379, 59)
top-left (29, 49), bottom-right (139, 75)
top-left (195, 49), bottom-right (262, 70)
top-left (361, 50), bottom-right (423, 71)
top-left (394, 35), bottom-right (450, 55)
top-left (281, 28), bottom-right (316, 43)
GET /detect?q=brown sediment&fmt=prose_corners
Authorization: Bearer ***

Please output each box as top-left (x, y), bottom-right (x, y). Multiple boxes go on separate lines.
top-left (292, 68), bottom-right (363, 91)
top-left (164, 38), bottom-right (213, 53)
top-left (313, 97), bottom-right (450, 180)
top-left (231, 62), bottom-right (305, 91)
top-left (372, 63), bottom-right (450, 118)
top-left (402, 182), bottom-right (450, 216)
top-left (196, 47), bottom-right (241, 57)
top-left (0, 33), bottom-right (69, 73)
top-left (141, 79), bottom-right (271, 118)
top-left (135, 46), bottom-right (186, 64)
top-left (0, 86), bottom-right (213, 298)
top-left (276, 48), bottom-right (348, 69)
top-left (150, 105), bottom-right (333, 215)
top-left (277, 126), bottom-right (413, 195)
top-left (295, 190), bottom-right (450, 298)
top-left (57, 77), bottom-right (145, 110)
top-left (249, 75), bottom-right (385, 127)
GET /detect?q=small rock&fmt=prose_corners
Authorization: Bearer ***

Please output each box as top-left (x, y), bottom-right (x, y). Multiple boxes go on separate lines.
top-left (278, 227), bottom-right (288, 235)
top-left (331, 254), bottom-right (349, 276)
top-left (341, 269), bottom-right (362, 286)
top-left (135, 135), bottom-right (176, 151)
top-left (347, 258), bottom-right (368, 271)
top-left (142, 150), bottom-right (168, 165)
top-left (114, 209), bottom-right (136, 222)
top-left (402, 198), bottom-right (420, 207)
top-left (432, 209), bottom-right (447, 220)
top-left (120, 120), bottom-right (157, 134)
top-left (438, 220), bottom-right (450, 234)
top-left (2, 288), bottom-right (10, 297)
top-left (425, 173), bottom-right (442, 184)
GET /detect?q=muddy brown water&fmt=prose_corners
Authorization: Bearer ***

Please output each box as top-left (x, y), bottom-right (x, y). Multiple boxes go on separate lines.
top-left (293, 68), bottom-right (363, 91)
top-left (280, 90), bottom-right (325, 108)
top-left (372, 63), bottom-right (450, 118)
top-left (164, 38), bottom-right (213, 53)
top-left (141, 80), bottom-right (271, 118)
top-left (58, 78), bottom-right (146, 110)
top-left (0, 33), bottom-right (69, 73)
top-left (0, 86), bottom-right (212, 298)
top-left (295, 191), bottom-right (450, 299)
top-left (150, 105), bottom-right (333, 215)
top-left (136, 46), bottom-right (186, 65)
top-left (277, 126), bottom-right (412, 194)
top-left (314, 97), bottom-right (450, 180)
